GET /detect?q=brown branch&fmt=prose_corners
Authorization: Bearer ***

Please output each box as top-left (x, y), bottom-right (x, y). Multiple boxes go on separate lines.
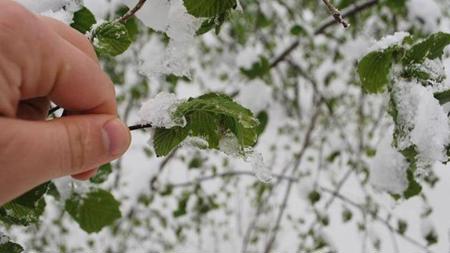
top-left (270, 0), bottom-right (378, 68)
top-left (321, 0), bottom-right (349, 29)
top-left (116, 0), bottom-right (147, 23)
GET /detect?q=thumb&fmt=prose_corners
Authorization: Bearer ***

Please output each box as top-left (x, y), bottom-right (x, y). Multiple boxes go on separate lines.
top-left (0, 115), bottom-right (130, 201)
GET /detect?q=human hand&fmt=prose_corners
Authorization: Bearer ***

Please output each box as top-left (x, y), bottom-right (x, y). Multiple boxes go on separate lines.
top-left (0, 1), bottom-right (131, 205)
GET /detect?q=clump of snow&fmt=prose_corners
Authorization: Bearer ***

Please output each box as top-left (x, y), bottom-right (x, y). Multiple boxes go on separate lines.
top-left (407, 0), bottom-right (441, 32)
top-left (369, 129), bottom-right (409, 194)
top-left (17, 0), bottom-right (80, 25)
top-left (410, 85), bottom-right (450, 166)
top-left (369, 32), bottom-right (409, 52)
top-left (219, 133), bottom-right (273, 183)
top-left (236, 80), bottom-right (272, 113)
top-left (393, 80), bottom-right (450, 169)
top-left (245, 152), bottom-right (274, 183)
top-left (138, 92), bottom-right (186, 128)
top-left (125, 0), bottom-right (200, 76)
top-left (122, 0), bottom-right (170, 32)
top-left (219, 133), bottom-right (242, 157)
top-left (183, 136), bottom-right (209, 149)
top-left (53, 177), bottom-right (73, 202)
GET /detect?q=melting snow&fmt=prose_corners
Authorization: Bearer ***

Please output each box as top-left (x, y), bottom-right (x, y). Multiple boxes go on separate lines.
top-left (138, 92), bottom-right (186, 128)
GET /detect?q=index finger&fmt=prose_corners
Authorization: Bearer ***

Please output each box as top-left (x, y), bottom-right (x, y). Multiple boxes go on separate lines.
top-left (1, 2), bottom-right (117, 115)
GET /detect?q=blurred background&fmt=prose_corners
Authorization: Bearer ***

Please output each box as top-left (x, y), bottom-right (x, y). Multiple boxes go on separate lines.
top-left (4, 0), bottom-right (450, 252)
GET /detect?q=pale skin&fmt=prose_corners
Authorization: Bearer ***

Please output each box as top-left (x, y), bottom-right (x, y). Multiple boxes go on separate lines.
top-left (0, 1), bottom-right (131, 205)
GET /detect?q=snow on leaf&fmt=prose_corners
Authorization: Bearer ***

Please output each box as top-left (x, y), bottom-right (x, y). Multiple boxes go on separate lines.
top-left (138, 92), bottom-right (187, 128)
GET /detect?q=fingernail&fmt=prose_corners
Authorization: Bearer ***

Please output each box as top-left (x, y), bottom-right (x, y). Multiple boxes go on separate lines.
top-left (103, 118), bottom-right (130, 156)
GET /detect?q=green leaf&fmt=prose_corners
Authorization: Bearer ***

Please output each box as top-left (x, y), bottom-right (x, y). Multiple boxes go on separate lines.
top-left (183, 0), bottom-right (236, 18)
top-left (70, 7), bottom-right (96, 34)
top-left (403, 169), bottom-right (422, 199)
top-left (240, 57), bottom-right (271, 79)
top-left (90, 163), bottom-right (113, 184)
top-left (188, 111), bottom-right (220, 148)
top-left (153, 127), bottom-right (189, 157)
top-left (403, 32), bottom-right (450, 64)
top-left (92, 22), bottom-right (132, 57)
top-left (176, 93), bottom-right (259, 129)
top-left (173, 192), bottom-right (190, 218)
top-left (255, 111), bottom-right (269, 135)
top-left (290, 24), bottom-right (306, 36)
top-left (196, 18), bottom-right (216, 35)
top-left (0, 240), bottom-right (23, 253)
top-left (0, 182), bottom-right (49, 225)
top-left (65, 189), bottom-right (121, 233)
top-left (358, 50), bottom-right (393, 93)
top-left (434, 89), bottom-right (450, 104)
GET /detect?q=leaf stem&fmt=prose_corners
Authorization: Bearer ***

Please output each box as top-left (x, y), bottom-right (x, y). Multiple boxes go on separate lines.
top-left (128, 123), bottom-right (153, 131)
top-left (116, 0), bottom-right (147, 23)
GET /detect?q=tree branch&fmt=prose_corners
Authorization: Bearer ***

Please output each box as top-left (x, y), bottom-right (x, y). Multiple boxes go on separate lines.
top-left (116, 0), bottom-right (147, 23)
top-left (321, 0), bottom-right (349, 29)
top-left (270, 0), bottom-right (378, 68)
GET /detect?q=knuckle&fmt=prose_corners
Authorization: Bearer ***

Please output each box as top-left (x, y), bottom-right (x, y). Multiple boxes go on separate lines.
top-left (61, 120), bottom-right (91, 172)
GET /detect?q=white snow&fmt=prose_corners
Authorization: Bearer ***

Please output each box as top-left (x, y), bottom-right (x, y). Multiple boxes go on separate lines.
top-left (0, 232), bottom-right (7, 245)
top-left (138, 92), bottom-right (186, 128)
top-left (421, 218), bottom-right (437, 238)
top-left (122, 0), bottom-right (170, 32)
top-left (393, 80), bottom-right (450, 170)
top-left (410, 85), bottom-right (450, 166)
top-left (236, 80), bottom-right (272, 113)
top-left (245, 151), bottom-right (274, 183)
top-left (53, 177), bottom-right (73, 202)
top-left (370, 129), bottom-right (409, 194)
top-left (218, 133), bottom-right (242, 157)
top-left (369, 32), bottom-right (409, 52)
top-left (127, 0), bottom-right (200, 76)
top-left (407, 0), bottom-right (441, 32)
top-left (16, 0), bottom-right (80, 24)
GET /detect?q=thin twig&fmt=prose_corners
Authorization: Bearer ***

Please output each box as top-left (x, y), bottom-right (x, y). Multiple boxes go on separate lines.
top-left (116, 0), bottom-right (147, 23)
top-left (270, 0), bottom-right (378, 68)
top-left (47, 106), bottom-right (61, 116)
top-left (321, 0), bottom-right (349, 29)
top-left (263, 108), bottom-right (321, 253)
top-left (128, 123), bottom-right (153, 131)
top-left (319, 187), bottom-right (433, 252)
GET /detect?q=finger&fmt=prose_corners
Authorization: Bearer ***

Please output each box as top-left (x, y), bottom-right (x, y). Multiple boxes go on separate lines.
top-left (72, 168), bottom-right (98, 181)
top-left (0, 2), bottom-right (116, 116)
top-left (16, 97), bottom-right (50, 120)
top-left (39, 16), bottom-right (98, 62)
top-left (0, 115), bottom-right (130, 204)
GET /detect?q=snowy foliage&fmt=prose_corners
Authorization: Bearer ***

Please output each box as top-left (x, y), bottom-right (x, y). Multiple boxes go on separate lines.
top-left (138, 92), bottom-right (186, 128)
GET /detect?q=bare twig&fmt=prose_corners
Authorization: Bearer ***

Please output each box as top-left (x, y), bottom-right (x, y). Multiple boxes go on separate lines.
top-left (116, 0), bottom-right (147, 23)
top-left (321, 0), bottom-right (349, 29)
top-left (320, 187), bottom-right (433, 252)
top-left (263, 108), bottom-right (321, 253)
top-left (270, 0), bottom-right (378, 68)
top-left (128, 123), bottom-right (153, 131)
